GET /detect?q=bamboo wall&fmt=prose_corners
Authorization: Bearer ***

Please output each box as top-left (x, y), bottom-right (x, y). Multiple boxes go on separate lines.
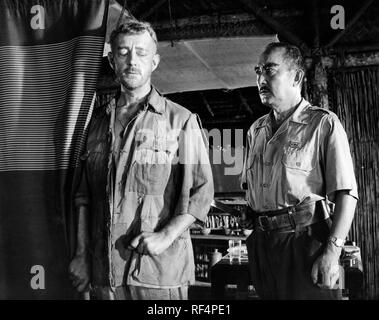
top-left (328, 66), bottom-right (379, 299)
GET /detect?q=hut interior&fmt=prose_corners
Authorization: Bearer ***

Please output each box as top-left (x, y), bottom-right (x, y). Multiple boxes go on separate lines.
top-left (96, 0), bottom-right (379, 300)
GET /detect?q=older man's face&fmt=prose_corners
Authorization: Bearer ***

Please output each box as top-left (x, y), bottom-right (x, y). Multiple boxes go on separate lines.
top-left (255, 48), bottom-right (297, 108)
top-left (109, 31), bottom-right (159, 92)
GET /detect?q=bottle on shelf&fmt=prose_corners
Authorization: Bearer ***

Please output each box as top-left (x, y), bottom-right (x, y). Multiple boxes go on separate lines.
top-left (210, 248), bottom-right (222, 267)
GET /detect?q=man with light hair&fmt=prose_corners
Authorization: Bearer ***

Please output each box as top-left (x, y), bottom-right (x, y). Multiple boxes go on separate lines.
top-left (69, 20), bottom-right (214, 300)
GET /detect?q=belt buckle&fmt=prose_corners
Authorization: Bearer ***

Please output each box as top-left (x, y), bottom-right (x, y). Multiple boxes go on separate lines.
top-left (257, 215), bottom-right (271, 231)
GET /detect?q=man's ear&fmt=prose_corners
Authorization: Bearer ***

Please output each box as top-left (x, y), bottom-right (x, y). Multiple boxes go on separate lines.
top-left (151, 53), bottom-right (160, 72)
top-left (108, 52), bottom-right (115, 70)
top-left (294, 69), bottom-right (304, 87)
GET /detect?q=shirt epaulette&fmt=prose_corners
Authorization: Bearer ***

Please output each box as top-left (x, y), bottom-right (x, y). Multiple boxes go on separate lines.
top-left (255, 115), bottom-right (268, 127)
top-left (307, 105), bottom-right (333, 114)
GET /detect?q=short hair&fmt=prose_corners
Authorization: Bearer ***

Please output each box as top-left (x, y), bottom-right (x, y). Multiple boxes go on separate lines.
top-left (262, 42), bottom-right (305, 74)
top-left (109, 20), bottom-right (158, 52)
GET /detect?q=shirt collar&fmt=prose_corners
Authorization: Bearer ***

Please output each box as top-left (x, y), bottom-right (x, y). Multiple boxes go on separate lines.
top-left (257, 98), bottom-right (311, 129)
top-left (144, 86), bottom-right (165, 114)
top-left (288, 98), bottom-right (311, 124)
top-left (108, 86), bottom-right (165, 115)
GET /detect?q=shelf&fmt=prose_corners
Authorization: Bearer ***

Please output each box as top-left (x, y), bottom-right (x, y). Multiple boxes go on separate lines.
top-left (208, 212), bottom-right (237, 216)
top-left (194, 280), bottom-right (211, 287)
top-left (196, 276), bottom-right (209, 282)
top-left (191, 234), bottom-right (246, 241)
top-left (214, 201), bottom-right (246, 206)
top-left (214, 195), bottom-right (246, 205)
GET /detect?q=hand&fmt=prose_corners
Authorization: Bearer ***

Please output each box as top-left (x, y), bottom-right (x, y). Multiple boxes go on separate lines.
top-left (68, 253), bottom-right (90, 293)
top-left (129, 231), bottom-right (174, 256)
top-left (311, 243), bottom-right (342, 289)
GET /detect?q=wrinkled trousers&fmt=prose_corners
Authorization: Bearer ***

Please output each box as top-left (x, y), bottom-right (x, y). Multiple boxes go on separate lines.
top-left (247, 218), bottom-right (342, 300)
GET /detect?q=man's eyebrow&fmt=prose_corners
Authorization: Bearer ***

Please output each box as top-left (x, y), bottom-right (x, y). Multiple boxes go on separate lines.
top-left (263, 62), bottom-right (279, 68)
top-left (255, 62), bottom-right (279, 69)
top-left (117, 45), bottom-right (149, 51)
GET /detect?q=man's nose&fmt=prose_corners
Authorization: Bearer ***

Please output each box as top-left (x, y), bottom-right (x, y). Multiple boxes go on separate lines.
top-left (257, 73), bottom-right (267, 87)
top-left (126, 50), bottom-right (137, 65)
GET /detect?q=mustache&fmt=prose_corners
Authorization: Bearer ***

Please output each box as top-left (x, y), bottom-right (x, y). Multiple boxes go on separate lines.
top-left (259, 85), bottom-right (271, 93)
top-left (123, 68), bottom-right (141, 75)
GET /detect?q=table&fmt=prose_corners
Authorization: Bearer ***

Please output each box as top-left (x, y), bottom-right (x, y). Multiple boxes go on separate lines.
top-left (210, 249), bottom-right (364, 300)
top-left (210, 253), bottom-right (253, 299)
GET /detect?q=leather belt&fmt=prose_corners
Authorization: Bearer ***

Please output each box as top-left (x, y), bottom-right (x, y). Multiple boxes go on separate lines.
top-left (252, 200), bottom-right (330, 232)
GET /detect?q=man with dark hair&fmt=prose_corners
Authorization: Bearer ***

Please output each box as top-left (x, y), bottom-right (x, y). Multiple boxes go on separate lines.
top-left (261, 42), bottom-right (306, 76)
top-left (68, 20), bottom-right (214, 300)
top-left (241, 42), bottom-right (358, 299)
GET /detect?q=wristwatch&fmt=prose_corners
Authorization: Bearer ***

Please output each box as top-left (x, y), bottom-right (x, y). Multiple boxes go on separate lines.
top-left (327, 236), bottom-right (345, 248)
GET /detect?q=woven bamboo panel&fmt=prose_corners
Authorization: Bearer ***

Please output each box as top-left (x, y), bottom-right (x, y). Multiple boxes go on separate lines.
top-left (328, 66), bottom-right (379, 299)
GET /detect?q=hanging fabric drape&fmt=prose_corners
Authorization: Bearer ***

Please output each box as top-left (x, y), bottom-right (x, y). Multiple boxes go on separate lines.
top-left (0, 0), bottom-right (109, 299)
top-left (329, 65), bottom-right (379, 299)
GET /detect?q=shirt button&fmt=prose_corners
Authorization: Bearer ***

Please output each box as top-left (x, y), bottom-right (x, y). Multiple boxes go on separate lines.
top-left (264, 161), bottom-right (272, 166)
top-left (261, 183), bottom-right (270, 188)
top-left (296, 162), bottom-right (301, 167)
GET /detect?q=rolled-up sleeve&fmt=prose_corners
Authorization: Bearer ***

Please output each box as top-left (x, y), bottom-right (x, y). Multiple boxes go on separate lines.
top-left (175, 114), bottom-right (214, 223)
top-left (323, 114), bottom-right (358, 200)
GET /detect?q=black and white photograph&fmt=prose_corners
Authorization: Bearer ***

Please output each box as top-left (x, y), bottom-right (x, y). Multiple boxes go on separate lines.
top-left (0, 0), bottom-right (378, 313)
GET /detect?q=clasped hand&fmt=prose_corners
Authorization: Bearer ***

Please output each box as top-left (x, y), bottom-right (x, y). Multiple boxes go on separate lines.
top-left (311, 245), bottom-right (342, 289)
top-left (129, 231), bottom-right (174, 256)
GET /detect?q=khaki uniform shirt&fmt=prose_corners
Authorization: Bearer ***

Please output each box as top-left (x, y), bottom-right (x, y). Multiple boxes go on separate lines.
top-left (241, 98), bottom-right (358, 212)
top-left (75, 87), bottom-right (214, 288)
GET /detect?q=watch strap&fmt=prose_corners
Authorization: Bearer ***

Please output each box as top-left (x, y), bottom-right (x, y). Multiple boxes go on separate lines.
top-left (328, 236), bottom-right (345, 248)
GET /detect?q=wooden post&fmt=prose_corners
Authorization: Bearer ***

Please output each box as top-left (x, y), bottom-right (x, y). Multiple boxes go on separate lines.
top-left (305, 56), bottom-right (334, 109)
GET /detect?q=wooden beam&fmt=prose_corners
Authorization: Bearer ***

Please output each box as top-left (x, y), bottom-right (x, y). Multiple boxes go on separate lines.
top-left (326, 43), bottom-right (379, 54)
top-left (238, 0), bottom-right (310, 54)
top-left (200, 93), bottom-right (215, 117)
top-left (140, 0), bottom-right (168, 20)
top-left (236, 90), bottom-right (254, 117)
top-left (153, 11), bottom-right (301, 29)
top-left (325, 0), bottom-right (374, 48)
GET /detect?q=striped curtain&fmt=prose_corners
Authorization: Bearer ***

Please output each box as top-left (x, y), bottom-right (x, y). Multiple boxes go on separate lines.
top-left (0, 0), bottom-right (108, 299)
top-left (328, 65), bottom-right (379, 299)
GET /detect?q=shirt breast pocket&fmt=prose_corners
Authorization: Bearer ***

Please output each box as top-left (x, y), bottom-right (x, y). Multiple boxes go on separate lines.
top-left (281, 143), bottom-right (315, 172)
top-left (129, 137), bottom-right (173, 195)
